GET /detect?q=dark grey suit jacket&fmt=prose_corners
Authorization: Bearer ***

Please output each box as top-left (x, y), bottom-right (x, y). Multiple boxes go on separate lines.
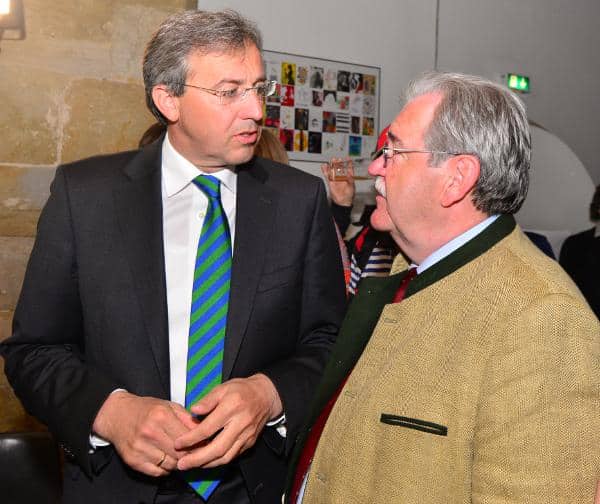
top-left (1, 138), bottom-right (346, 503)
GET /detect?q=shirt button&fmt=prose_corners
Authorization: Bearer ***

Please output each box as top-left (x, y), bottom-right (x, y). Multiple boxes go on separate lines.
top-left (198, 212), bottom-right (205, 219)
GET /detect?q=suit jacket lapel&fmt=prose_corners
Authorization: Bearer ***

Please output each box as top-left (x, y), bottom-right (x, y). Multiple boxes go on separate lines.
top-left (223, 161), bottom-right (277, 379)
top-left (113, 141), bottom-right (170, 397)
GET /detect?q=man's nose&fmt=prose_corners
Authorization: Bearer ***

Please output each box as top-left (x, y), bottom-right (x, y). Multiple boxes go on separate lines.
top-left (368, 155), bottom-right (385, 177)
top-left (240, 92), bottom-right (264, 122)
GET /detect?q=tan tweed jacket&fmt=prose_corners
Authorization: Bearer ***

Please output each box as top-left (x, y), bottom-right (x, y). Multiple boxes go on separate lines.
top-left (303, 227), bottom-right (600, 503)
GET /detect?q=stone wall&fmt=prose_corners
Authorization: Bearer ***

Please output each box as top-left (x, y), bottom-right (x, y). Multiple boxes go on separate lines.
top-left (0, 0), bottom-right (196, 433)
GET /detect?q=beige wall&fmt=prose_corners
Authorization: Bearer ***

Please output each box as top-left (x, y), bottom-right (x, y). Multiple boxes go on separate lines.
top-left (0, 0), bottom-right (195, 433)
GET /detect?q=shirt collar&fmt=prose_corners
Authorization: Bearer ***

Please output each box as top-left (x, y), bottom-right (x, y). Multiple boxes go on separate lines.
top-left (416, 214), bottom-right (500, 274)
top-left (161, 132), bottom-right (237, 198)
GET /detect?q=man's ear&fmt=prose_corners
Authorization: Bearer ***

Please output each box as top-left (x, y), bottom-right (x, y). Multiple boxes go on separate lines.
top-left (440, 154), bottom-right (480, 208)
top-left (151, 85), bottom-right (180, 123)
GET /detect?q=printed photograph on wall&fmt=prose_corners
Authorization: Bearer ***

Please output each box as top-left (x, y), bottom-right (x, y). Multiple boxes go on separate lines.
top-left (262, 50), bottom-right (380, 162)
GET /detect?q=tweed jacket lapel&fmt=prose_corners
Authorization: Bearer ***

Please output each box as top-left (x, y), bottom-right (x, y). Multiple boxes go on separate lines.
top-left (403, 214), bottom-right (516, 298)
top-left (319, 214), bottom-right (516, 421)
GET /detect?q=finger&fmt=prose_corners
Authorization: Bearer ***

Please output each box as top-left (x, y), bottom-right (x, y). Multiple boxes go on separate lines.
top-left (201, 421), bottom-right (261, 468)
top-left (139, 460), bottom-right (170, 478)
top-left (201, 436), bottom-right (247, 469)
top-left (175, 408), bottom-right (228, 450)
top-left (132, 448), bottom-right (171, 478)
top-left (189, 386), bottom-right (223, 417)
top-left (177, 424), bottom-right (243, 470)
top-left (142, 406), bottom-right (189, 460)
top-left (158, 453), bottom-right (178, 472)
top-left (168, 403), bottom-right (197, 432)
top-left (175, 389), bottom-right (230, 449)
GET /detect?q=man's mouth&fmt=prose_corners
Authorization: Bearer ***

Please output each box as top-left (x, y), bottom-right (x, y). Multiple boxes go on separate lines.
top-left (374, 176), bottom-right (386, 198)
top-left (235, 130), bottom-right (259, 144)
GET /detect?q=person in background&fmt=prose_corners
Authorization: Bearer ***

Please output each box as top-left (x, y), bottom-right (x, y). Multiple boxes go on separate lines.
top-left (323, 126), bottom-right (398, 296)
top-left (286, 71), bottom-right (600, 503)
top-left (1, 9), bottom-right (345, 504)
top-left (139, 121), bottom-right (167, 148)
top-left (524, 229), bottom-right (556, 259)
top-left (560, 183), bottom-right (600, 318)
top-left (254, 128), bottom-right (289, 164)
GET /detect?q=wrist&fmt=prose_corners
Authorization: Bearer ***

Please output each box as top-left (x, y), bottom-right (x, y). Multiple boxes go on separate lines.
top-left (332, 198), bottom-right (353, 207)
top-left (250, 373), bottom-right (283, 420)
top-left (92, 389), bottom-right (130, 439)
top-left (331, 200), bottom-right (353, 210)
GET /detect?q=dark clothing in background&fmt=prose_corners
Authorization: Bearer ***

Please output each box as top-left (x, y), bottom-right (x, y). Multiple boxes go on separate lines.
top-left (559, 227), bottom-right (600, 318)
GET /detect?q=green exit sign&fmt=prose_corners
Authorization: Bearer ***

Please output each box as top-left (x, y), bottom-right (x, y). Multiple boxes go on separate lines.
top-left (506, 73), bottom-right (530, 93)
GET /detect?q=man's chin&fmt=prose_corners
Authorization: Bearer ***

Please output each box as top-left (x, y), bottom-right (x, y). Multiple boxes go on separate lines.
top-left (227, 146), bottom-right (256, 166)
top-left (369, 208), bottom-right (393, 232)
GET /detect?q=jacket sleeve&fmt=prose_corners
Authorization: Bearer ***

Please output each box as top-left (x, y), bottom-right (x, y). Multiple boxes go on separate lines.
top-left (330, 202), bottom-right (352, 237)
top-left (471, 292), bottom-right (600, 502)
top-left (259, 180), bottom-right (347, 456)
top-left (0, 166), bottom-right (119, 476)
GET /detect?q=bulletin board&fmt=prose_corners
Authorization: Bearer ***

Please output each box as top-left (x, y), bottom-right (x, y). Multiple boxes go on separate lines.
top-left (262, 50), bottom-right (381, 163)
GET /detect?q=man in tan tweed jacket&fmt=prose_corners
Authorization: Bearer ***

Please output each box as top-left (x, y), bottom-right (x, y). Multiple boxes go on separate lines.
top-left (286, 72), bottom-right (600, 503)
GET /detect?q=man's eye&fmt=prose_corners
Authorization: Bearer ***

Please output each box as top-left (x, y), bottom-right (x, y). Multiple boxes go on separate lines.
top-left (220, 88), bottom-right (239, 98)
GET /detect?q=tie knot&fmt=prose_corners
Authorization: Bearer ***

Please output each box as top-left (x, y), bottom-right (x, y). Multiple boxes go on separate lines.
top-left (405, 267), bottom-right (418, 282)
top-left (392, 267), bottom-right (418, 303)
top-left (193, 175), bottom-right (221, 199)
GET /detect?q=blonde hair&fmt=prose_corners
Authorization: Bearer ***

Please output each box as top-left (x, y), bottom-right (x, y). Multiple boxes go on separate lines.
top-left (254, 128), bottom-right (289, 164)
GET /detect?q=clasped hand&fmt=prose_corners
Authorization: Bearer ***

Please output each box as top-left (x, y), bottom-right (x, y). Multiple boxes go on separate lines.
top-left (92, 374), bottom-right (282, 477)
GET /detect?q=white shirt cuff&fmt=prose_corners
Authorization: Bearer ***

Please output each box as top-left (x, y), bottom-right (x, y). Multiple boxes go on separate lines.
top-left (89, 388), bottom-right (127, 450)
top-left (266, 413), bottom-right (287, 437)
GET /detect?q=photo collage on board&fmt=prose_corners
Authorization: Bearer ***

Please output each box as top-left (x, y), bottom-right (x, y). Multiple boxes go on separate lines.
top-left (263, 57), bottom-right (378, 160)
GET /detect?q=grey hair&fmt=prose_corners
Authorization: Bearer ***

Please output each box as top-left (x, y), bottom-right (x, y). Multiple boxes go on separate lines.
top-left (143, 9), bottom-right (263, 124)
top-left (404, 72), bottom-right (531, 215)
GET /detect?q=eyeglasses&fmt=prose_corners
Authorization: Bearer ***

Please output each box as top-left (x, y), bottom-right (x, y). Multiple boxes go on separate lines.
top-left (371, 146), bottom-right (465, 167)
top-left (181, 80), bottom-right (277, 105)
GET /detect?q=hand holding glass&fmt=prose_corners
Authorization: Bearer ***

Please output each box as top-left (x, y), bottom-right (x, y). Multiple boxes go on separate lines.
top-left (328, 159), bottom-right (352, 181)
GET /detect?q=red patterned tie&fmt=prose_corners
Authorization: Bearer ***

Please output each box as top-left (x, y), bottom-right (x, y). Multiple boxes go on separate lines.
top-left (290, 268), bottom-right (417, 502)
top-left (392, 267), bottom-right (417, 303)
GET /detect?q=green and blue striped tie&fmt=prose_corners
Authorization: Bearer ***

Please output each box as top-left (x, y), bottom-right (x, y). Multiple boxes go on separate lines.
top-left (185, 174), bottom-right (231, 499)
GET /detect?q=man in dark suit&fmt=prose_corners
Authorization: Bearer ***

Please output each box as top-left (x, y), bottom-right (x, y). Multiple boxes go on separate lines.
top-left (0, 9), bottom-right (345, 504)
top-left (560, 184), bottom-right (600, 318)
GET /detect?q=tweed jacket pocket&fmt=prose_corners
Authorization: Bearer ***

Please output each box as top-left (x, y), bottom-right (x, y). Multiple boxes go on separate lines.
top-left (380, 413), bottom-right (448, 436)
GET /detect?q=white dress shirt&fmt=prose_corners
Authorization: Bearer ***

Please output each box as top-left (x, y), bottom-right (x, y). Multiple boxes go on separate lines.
top-left (162, 133), bottom-right (238, 405)
top-left (416, 214), bottom-right (499, 274)
top-left (90, 135), bottom-right (237, 449)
